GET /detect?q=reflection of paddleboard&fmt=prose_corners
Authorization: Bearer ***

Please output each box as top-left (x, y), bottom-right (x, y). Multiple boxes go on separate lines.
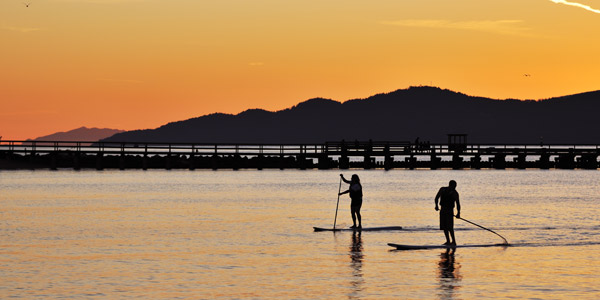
top-left (313, 226), bottom-right (403, 232)
top-left (387, 243), bottom-right (509, 250)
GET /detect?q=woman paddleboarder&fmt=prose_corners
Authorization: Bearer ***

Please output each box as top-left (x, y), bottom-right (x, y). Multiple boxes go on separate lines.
top-left (339, 174), bottom-right (363, 229)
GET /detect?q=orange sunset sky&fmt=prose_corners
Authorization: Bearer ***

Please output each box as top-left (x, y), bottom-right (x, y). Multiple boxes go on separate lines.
top-left (1, 0), bottom-right (600, 140)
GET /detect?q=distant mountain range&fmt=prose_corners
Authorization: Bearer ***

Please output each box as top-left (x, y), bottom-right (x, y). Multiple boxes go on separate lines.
top-left (101, 86), bottom-right (600, 144)
top-left (29, 127), bottom-right (124, 143)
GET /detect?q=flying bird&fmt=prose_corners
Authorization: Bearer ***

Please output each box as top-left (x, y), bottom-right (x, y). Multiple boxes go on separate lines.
top-left (23, 2), bottom-right (31, 7)
top-left (524, 74), bottom-right (531, 77)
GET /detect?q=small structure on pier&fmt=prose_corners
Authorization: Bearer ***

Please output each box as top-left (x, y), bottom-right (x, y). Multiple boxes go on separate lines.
top-left (448, 134), bottom-right (467, 150)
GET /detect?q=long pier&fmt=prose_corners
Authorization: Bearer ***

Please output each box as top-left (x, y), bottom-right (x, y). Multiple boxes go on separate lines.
top-left (0, 140), bottom-right (599, 170)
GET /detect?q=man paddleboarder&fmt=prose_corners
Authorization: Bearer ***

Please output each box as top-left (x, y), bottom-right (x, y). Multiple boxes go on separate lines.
top-left (435, 180), bottom-right (461, 245)
top-left (339, 174), bottom-right (363, 229)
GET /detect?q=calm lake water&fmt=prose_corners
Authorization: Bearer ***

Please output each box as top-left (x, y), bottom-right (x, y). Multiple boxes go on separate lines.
top-left (1, 169), bottom-right (599, 299)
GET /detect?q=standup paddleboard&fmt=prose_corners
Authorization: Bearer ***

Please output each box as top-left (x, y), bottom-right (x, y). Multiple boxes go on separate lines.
top-left (387, 243), bottom-right (509, 250)
top-left (313, 226), bottom-right (403, 232)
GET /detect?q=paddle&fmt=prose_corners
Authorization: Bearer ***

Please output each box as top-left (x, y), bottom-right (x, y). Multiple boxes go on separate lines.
top-left (332, 176), bottom-right (342, 230)
top-left (456, 215), bottom-right (509, 245)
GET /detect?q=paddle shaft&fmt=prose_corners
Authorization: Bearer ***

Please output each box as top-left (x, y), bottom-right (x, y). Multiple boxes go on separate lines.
top-left (456, 216), bottom-right (508, 244)
top-left (333, 177), bottom-right (342, 230)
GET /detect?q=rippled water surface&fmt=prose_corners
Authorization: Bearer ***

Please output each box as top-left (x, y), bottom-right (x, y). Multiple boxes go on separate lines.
top-left (1, 170), bottom-right (599, 299)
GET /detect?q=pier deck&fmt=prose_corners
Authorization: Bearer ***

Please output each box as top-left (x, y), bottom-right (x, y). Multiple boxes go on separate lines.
top-left (0, 140), bottom-right (598, 170)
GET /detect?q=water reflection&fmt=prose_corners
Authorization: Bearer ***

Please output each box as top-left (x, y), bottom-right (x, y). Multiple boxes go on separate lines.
top-left (438, 248), bottom-right (462, 300)
top-left (348, 231), bottom-right (364, 299)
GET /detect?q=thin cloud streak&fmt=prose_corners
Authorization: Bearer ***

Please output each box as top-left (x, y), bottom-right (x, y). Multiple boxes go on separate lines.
top-left (549, 0), bottom-right (600, 14)
top-left (0, 110), bottom-right (59, 117)
top-left (381, 19), bottom-right (532, 37)
top-left (51, 0), bottom-right (147, 3)
top-left (97, 78), bottom-right (143, 84)
top-left (1, 25), bottom-right (44, 33)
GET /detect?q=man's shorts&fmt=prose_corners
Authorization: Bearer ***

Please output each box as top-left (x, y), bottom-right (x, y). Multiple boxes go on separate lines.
top-left (439, 210), bottom-right (454, 230)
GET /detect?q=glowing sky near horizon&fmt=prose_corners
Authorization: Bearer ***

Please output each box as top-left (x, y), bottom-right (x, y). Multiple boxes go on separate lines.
top-left (1, 0), bottom-right (600, 139)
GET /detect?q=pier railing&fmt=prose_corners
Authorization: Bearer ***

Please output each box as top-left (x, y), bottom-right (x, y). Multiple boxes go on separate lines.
top-left (0, 140), bottom-right (413, 156)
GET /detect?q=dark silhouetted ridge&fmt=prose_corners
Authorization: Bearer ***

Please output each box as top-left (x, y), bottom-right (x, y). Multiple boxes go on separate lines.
top-left (30, 127), bottom-right (124, 142)
top-left (102, 86), bottom-right (600, 144)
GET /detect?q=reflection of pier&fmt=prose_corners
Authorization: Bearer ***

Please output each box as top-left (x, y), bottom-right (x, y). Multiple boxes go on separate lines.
top-left (0, 140), bottom-right (599, 170)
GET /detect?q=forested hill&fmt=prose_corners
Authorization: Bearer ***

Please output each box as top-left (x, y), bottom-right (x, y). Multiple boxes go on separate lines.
top-left (101, 86), bottom-right (600, 144)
